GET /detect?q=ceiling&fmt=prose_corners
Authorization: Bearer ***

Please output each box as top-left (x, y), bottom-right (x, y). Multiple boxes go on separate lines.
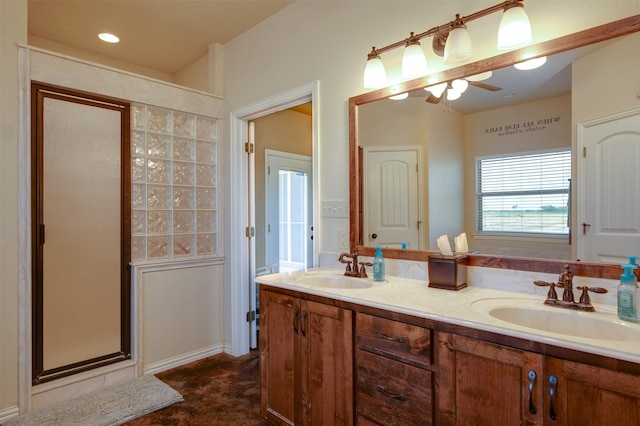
top-left (28, 0), bottom-right (293, 75)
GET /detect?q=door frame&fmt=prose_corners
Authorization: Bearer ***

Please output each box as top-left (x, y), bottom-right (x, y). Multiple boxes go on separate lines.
top-left (228, 81), bottom-right (319, 355)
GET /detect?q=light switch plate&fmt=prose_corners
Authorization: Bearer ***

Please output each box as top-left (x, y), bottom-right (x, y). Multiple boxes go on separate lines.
top-left (321, 200), bottom-right (349, 218)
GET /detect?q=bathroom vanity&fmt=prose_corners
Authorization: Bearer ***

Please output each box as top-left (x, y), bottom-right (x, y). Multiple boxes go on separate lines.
top-left (257, 269), bottom-right (640, 425)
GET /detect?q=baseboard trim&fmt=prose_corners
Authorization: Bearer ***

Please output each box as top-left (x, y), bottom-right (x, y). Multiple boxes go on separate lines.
top-left (143, 344), bottom-right (225, 375)
top-left (0, 405), bottom-right (20, 423)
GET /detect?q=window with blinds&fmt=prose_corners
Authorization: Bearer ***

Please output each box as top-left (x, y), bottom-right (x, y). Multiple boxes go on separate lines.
top-left (476, 149), bottom-right (571, 235)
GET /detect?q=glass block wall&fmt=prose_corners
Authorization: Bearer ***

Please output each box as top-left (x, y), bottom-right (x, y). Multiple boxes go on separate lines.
top-left (130, 104), bottom-right (219, 261)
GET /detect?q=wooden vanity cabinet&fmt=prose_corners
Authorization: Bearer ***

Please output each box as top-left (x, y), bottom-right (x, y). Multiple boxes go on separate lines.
top-left (355, 313), bottom-right (434, 425)
top-left (260, 288), bottom-right (353, 426)
top-left (436, 332), bottom-right (544, 426)
top-left (544, 356), bottom-right (640, 426)
top-left (437, 332), bottom-right (640, 426)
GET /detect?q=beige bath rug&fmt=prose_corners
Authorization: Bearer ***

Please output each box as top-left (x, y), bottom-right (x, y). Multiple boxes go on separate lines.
top-left (3, 375), bottom-right (183, 426)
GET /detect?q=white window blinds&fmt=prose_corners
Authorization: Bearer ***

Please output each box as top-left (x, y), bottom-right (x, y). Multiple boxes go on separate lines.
top-left (476, 150), bottom-right (571, 234)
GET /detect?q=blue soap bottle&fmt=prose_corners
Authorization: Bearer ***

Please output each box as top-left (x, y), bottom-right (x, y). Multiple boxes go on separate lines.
top-left (617, 263), bottom-right (638, 323)
top-left (373, 245), bottom-right (385, 282)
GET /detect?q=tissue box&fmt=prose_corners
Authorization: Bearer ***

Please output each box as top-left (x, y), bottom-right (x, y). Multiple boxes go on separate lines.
top-left (428, 254), bottom-right (468, 291)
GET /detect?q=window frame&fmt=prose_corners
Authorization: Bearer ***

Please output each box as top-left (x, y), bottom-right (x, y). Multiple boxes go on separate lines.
top-left (475, 148), bottom-right (572, 239)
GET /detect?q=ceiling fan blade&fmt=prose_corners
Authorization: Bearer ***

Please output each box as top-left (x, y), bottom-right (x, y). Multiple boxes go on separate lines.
top-left (425, 93), bottom-right (442, 104)
top-left (469, 81), bottom-right (502, 92)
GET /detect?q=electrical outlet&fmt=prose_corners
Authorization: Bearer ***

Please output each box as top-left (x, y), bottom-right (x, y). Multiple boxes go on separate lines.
top-left (339, 228), bottom-right (349, 249)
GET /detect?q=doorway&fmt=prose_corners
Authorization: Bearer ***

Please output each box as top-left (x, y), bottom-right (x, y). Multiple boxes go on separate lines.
top-left (265, 150), bottom-right (313, 272)
top-left (228, 81), bottom-right (319, 355)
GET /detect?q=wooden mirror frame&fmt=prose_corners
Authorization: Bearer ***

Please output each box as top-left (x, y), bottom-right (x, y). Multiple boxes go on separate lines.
top-left (349, 15), bottom-right (640, 279)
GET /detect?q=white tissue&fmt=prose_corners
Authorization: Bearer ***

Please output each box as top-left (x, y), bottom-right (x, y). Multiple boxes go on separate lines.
top-left (437, 234), bottom-right (453, 256)
top-left (454, 232), bottom-right (468, 253)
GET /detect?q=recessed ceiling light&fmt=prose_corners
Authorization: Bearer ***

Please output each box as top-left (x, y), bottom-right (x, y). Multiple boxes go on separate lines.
top-left (514, 56), bottom-right (547, 70)
top-left (98, 33), bottom-right (120, 43)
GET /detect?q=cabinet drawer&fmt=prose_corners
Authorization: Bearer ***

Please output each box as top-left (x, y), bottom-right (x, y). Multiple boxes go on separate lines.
top-left (356, 350), bottom-right (433, 425)
top-left (356, 313), bottom-right (431, 366)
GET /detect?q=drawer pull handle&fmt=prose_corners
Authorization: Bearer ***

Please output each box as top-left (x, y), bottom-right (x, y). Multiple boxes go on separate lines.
top-left (376, 385), bottom-right (406, 401)
top-left (549, 375), bottom-right (558, 421)
top-left (527, 370), bottom-right (536, 415)
top-left (375, 329), bottom-right (406, 344)
top-left (300, 310), bottom-right (307, 337)
top-left (293, 308), bottom-right (299, 335)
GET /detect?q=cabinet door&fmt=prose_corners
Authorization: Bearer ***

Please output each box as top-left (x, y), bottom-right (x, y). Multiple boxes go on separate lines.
top-left (437, 333), bottom-right (543, 426)
top-left (300, 299), bottom-right (353, 426)
top-left (260, 290), bottom-right (298, 425)
top-left (545, 357), bottom-right (640, 426)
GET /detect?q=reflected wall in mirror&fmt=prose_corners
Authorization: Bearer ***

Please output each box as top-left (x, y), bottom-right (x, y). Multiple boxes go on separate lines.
top-left (350, 15), bottom-right (640, 263)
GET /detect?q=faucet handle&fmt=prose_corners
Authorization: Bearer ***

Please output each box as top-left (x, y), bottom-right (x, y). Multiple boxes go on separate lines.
top-left (577, 286), bottom-right (608, 307)
top-left (534, 280), bottom-right (558, 300)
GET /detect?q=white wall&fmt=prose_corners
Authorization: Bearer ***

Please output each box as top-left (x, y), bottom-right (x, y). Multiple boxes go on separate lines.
top-left (222, 1), bottom-right (640, 259)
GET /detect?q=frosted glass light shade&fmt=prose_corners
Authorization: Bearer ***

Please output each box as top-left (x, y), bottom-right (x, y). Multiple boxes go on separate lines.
top-left (447, 88), bottom-right (461, 100)
top-left (444, 26), bottom-right (472, 64)
top-left (497, 4), bottom-right (532, 50)
top-left (363, 57), bottom-right (387, 89)
top-left (425, 82), bottom-right (447, 98)
top-left (402, 43), bottom-right (428, 79)
top-left (451, 79), bottom-right (469, 93)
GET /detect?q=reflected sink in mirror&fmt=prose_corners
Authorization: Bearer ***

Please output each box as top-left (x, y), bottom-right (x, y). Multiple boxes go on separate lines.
top-left (472, 298), bottom-right (640, 341)
top-left (293, 271), bottom-right (374, 289)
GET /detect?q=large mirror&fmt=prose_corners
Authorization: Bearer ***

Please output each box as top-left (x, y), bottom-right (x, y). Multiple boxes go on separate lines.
top-left (350, 15), bottom-right (640, 263)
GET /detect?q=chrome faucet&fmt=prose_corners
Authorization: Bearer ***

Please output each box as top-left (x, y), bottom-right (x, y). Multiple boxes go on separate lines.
top-left (534, 264), bottom-right (607, 312)
top-left (338, 250), bottom-right (372, 278)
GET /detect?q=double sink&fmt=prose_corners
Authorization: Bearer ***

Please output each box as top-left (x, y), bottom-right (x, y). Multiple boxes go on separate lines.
top-left (281, 269), bottom-right (640, 343)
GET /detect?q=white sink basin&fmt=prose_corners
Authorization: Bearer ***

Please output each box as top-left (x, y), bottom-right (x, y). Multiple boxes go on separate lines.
top-left (293, 271), bottom-right (374, 289)
top-left (472, 298), bottom-right (640, 341)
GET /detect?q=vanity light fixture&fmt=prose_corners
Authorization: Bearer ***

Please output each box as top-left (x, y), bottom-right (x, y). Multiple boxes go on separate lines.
top-left (362, 0), bottom-right (532, 88)
top-left (98, 32), bottom-right (120, 43)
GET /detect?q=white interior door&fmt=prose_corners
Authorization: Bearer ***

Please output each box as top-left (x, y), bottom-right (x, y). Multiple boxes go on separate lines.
top-left (266, 150), bottom-right (313, 271)
top-left (578, 108), bottom-right (640, 263)
top-left (364, 146), bottom-right (422, 249)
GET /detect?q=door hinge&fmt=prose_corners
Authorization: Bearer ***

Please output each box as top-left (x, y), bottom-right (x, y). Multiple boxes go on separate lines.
top-left (245, 142), bottom-right (254, 154)
top-left (245, 226), bottom-right (255, 238)
top-left (246, 310), bottom-right (256, 322)
top-left (583, 146), bottom-right (587, 157)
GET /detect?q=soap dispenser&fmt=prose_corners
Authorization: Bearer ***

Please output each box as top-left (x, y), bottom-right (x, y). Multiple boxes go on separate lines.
top-left (373, 245), bottom-right (385, 282)
top-left (617, 263), bottom-right (638, 323)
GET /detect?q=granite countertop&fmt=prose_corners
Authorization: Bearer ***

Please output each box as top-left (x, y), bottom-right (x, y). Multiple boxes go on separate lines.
top-left (256, 267), bottom-right (640, 364)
